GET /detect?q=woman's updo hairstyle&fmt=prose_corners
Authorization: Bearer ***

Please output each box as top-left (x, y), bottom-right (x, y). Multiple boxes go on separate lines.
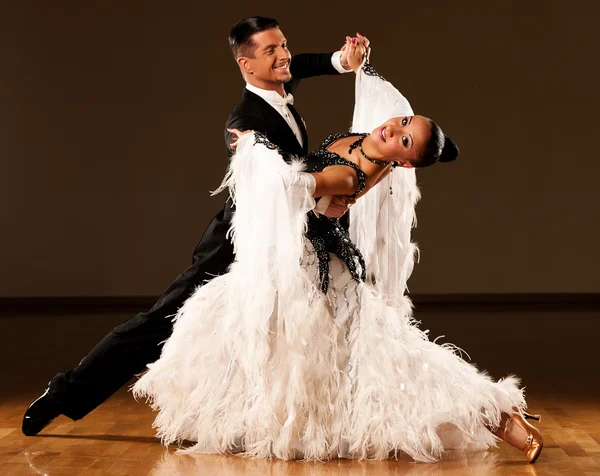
top-left (413, 119), bottom-right (459, 168)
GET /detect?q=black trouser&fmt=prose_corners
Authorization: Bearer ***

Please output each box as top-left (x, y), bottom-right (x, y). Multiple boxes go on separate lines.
top-left (48, 206), bottom-right (234, 420)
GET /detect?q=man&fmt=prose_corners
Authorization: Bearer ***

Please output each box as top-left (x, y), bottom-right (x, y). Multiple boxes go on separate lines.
top-left (22, 16), bottom-right (367, 436)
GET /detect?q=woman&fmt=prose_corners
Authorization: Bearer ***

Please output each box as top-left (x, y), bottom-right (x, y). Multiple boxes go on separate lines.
top-left (133, 39), bottom-right (542, 463)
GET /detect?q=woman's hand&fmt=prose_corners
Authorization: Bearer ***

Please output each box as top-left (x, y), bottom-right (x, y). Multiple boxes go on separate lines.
top-left (227, 128), bottom-right (252, 150)
top-left (323, 195), bottom-right (357, 218)
top-left (345, 36), bottom-right (368, 73)
top-left (340, 33), bottom-right (370, 71)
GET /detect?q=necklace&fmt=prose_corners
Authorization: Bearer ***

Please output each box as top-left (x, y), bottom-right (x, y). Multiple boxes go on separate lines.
top-left (348, 134), bottom-right (397, 168)
top-left (348, 133), bottom-right (398, 195)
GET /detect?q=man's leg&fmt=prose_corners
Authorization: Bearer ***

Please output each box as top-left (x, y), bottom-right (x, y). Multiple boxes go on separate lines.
top-left (50, 259), bottom-right (204, 420)
top-left (23, 206), bottom-right (234, 433)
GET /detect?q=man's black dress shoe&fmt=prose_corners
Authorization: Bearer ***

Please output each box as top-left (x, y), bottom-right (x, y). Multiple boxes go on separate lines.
top-left (22, 386), bottom-right (62, 436)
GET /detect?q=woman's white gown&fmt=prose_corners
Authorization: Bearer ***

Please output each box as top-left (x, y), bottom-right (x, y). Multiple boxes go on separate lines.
top-left (132, 62), bottom-right (526, 462)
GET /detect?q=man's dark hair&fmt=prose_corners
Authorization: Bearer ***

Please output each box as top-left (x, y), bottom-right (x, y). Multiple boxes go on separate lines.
top-left (229, 16), bottom-right (280, 59)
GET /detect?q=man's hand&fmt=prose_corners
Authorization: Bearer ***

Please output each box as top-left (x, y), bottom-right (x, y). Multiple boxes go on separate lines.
top-left (322, 195), bottom-right (356, 218)
top-left (340, 32), bottom-right (371, 71)
top-left (227, 128), bottom-right (252, 150)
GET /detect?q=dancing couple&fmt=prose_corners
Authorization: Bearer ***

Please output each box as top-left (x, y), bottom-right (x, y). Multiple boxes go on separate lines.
top-left (24, 16), bottom-right (543, 463)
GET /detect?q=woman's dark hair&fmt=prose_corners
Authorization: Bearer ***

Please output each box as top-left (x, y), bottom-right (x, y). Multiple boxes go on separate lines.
top-left (413, 119), bottom-right (459, 168)
top-left (229, 16), bottom-right (280, 59)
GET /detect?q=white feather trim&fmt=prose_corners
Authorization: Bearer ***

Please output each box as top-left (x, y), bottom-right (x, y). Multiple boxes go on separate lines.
top-left (350, 61), bottom-right (421, 303)
top-left (132, 72), bottom-right (526, 462)
top-left (133, 251), bottom-right (525, 462)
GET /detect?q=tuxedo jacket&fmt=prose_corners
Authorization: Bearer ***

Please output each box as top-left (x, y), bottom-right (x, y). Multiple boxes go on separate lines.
top-left (192, 53), bottom-right (343, 281)
top-left (45, 55), bottom-right (347, 421)
top-left (224, 52), bottom-right (342, 159)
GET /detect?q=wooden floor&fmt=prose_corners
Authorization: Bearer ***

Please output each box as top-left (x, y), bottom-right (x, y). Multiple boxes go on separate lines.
top-left (2, 391), bottom-right (600, 475)
top-left (1, 307), bottom-right (599, 475)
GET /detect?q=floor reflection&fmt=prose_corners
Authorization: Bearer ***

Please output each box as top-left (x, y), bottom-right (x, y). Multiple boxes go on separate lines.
top-left (150, 450), bottom-right (518, 476)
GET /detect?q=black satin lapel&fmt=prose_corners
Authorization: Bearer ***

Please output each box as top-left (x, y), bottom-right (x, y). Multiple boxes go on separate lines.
top-left (287, 103), bottom-right (309, 154)
top-left (242, 89), bottom-right (304, 155)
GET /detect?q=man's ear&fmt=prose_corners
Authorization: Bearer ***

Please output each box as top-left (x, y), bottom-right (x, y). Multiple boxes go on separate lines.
top-left (237, 57), bottom-right (253, 75)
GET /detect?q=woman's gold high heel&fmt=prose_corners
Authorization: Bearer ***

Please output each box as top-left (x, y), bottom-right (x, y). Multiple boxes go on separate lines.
top-left (493, 410), bottom-right (543, 463)
top-left (523, 411), bottom-right (541, 422)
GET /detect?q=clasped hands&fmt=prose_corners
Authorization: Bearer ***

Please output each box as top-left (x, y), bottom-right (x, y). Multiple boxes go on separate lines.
top-left (340, 32), bottom-right (370, 72)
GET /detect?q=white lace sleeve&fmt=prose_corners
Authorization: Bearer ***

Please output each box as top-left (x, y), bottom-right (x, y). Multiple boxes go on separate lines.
top-left (212, 132), bottom-right (314, 292)
top-left (349, 61), bottom-right (421, 304)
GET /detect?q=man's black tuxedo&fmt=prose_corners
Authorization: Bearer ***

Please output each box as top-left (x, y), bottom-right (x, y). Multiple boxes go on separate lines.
top-left (45, 53), bottom-right (343, 420)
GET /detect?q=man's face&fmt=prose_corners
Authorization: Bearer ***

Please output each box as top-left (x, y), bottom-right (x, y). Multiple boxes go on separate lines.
top-left (240, 28), bottom-right (292, 89)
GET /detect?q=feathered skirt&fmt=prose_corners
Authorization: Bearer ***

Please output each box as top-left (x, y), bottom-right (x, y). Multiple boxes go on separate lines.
top-left (132, 240), bottom-right (525, 462)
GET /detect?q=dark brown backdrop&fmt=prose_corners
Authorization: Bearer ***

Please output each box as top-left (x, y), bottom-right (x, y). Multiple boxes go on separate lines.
top-left (1, 1), bottom-right (598, 297)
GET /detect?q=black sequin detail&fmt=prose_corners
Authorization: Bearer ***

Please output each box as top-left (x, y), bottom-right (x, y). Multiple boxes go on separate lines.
top-left (347, 133), bottom-right (366, 155)
top-left (305, 214), bottom-right (366, 294)
top-left (302, 132), bottom-right (369, 293)
top-left (253, 131), bottom-right (278, 150)
top-left (362, 62), bottom-right (387, 82)
top-left (320, 132), bottom-right (366, 150)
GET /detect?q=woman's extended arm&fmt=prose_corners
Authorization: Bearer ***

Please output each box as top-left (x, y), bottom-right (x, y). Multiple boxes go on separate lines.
top-left (310, 166), bottom-right (358, 198)
top-left (228, 128), bottom-right (358, 198)
top-left (313, 157), bottom-right (395, 199)
top-left (229, 128), bottom-right (387, 200)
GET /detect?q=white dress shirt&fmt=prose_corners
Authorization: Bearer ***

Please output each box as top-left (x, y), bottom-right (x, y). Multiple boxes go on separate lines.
top-left (245, 83), bottom-right (305, 148)
top-left (246, 52), bottom-right (350, 214)
top-left (245, 51), bottom-right (351, 150)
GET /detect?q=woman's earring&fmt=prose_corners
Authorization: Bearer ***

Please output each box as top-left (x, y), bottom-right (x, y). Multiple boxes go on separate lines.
top-left (389, 162), bottom-right (398, 195)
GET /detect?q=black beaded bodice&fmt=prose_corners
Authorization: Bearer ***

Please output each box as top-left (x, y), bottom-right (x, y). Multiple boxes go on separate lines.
top-left (246, 61), bottom-right (388, 293)
top-left (303, 132), bottom-right (369, 293)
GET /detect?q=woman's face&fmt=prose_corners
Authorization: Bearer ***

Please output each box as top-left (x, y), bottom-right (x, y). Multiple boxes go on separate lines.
top-left (370, 115), bottom-right (431, 168)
